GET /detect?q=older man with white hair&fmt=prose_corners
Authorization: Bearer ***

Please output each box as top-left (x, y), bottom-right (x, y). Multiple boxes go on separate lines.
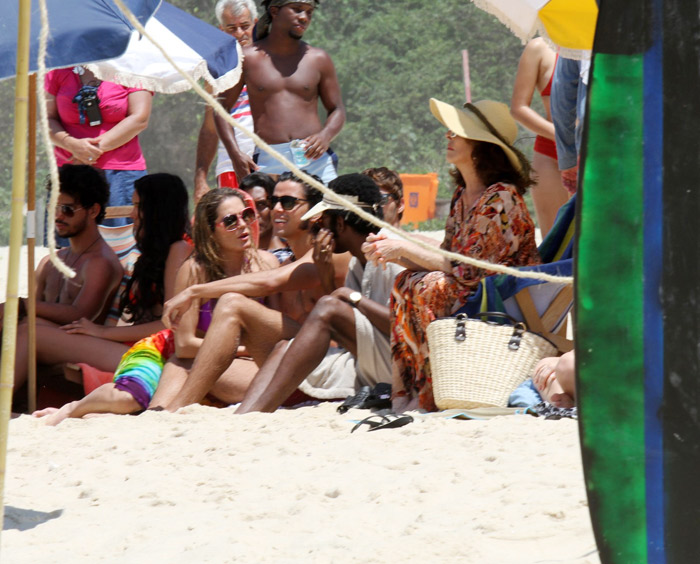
top-left (194, 0), bottom-right (258, 201)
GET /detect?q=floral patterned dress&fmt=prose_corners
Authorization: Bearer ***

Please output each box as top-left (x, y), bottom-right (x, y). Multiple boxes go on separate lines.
top-left (391, 182), bottom-right (540, 411)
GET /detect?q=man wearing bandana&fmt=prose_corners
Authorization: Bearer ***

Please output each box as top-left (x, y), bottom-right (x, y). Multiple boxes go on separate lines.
top-left (214, 0), bottom-right (345, 185)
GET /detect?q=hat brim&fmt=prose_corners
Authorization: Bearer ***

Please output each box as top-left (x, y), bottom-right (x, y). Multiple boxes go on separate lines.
top-left (300, 199), bottom-right (344, 221)
top-left (429, 98), bottom-right (522, 173)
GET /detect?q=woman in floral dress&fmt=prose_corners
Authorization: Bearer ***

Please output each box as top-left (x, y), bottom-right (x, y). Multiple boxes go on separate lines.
top-left (363, 99), bottom-right (541, 411)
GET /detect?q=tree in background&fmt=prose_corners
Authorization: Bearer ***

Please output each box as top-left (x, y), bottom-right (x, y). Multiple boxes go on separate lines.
top-left (0, 0), bottom-right (529, 244)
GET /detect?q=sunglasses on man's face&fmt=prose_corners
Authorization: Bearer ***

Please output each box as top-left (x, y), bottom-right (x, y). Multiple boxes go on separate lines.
top-left (217, 207), bottom-right (256, 231)
top-left (270, 195), bottom-right (308, 211)
top-left (253, 199), bottom-right (270, 212)
top-left (55, 204), bottom-right (84, 218)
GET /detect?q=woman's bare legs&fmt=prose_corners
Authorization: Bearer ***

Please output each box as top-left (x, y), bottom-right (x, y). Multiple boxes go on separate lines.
top-left (209, 357), bottom-right (259, 405)
top-left (164, 293), bottom-right (300, 411)
top-left (148, 357), bottom-right (192, 409)
top-left (32, 383), bottom-right (141, 425)
top-left (15, 324), bottom-right (128, 388)
top-left (149, 355), bottom-right (260, 409)
top-left (530, 152), bottom-right (570, 238)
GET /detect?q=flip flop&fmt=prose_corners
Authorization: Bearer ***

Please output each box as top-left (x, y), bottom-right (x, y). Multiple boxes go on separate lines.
top-left (350, 412), bottom-right (414, 433)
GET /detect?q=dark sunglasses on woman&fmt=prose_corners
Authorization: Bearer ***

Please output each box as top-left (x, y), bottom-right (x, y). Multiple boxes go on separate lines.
top-left (55, 204), bottom-right (84, 218)
top-left (269, 195), bottom-right (308, 211)
top-left (217, 207), bottom-right (256, 231)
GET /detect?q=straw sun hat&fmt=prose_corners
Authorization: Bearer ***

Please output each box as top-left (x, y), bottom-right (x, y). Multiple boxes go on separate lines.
top-left (429, 98), bottom-right (524, 173)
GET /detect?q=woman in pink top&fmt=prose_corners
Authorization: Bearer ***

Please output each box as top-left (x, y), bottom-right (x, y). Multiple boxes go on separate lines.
top-left (45, 66), bottom-right (152, 227)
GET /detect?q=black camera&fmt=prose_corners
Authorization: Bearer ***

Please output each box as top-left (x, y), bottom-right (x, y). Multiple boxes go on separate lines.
top-left (73, 86), bottom-right (102, 126)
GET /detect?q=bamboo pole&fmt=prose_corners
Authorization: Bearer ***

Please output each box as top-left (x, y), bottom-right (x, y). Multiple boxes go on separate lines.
top-left (0, 0), bottom-right (31, 543)
top-left (27, 73), bottom-right (37, 413)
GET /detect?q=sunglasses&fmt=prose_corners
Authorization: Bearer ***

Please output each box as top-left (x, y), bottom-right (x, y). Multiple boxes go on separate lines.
top-left (217, 207), bottom-right (256, 231)
top-left (253, 199), bottom-right (270, 212)
top-left (270, 195), bottom-right (308, 211)
top-left (378, 193), bottom-right (397, 205)
top-left (55, 204), bottom-right (84, 218)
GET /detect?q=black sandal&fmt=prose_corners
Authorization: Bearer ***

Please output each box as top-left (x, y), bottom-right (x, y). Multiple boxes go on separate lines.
top-left (350, 412), bottom-right (414, 433)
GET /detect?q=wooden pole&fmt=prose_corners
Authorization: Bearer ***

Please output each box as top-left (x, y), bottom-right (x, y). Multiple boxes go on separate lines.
top-left (462, 49), bottom-right (472, 103)
top-left (27, 73), bottom-right (37, 413)
top-left (0, 0), bottom-right (31, 543)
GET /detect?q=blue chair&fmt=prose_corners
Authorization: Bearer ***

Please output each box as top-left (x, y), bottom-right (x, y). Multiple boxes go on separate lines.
top-left (456, 195), bottom-right (576, 354)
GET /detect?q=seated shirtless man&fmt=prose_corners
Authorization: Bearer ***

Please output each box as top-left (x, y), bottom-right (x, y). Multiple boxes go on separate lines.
top-left (7, 164), bottom-right (123, 393)
top-left (153, 172), bottom-right (351, 409)
top-left (237, 172), bottom-right (405, 413)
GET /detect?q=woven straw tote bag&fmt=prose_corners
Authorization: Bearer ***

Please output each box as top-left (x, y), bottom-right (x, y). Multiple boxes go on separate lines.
top-left (427, 312), bottom-right (558, 410)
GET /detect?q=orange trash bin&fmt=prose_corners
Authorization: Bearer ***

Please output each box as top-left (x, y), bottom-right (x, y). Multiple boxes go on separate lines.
top-left (399, 173), bottom-right (439, 226)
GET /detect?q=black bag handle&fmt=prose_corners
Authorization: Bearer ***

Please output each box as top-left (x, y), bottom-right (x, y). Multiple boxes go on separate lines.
top-left (453, 312), bottom-right (528, 350)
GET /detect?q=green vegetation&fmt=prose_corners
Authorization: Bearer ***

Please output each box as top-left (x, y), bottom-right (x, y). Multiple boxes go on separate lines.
top-left (0, 0), bottom-right (532, 245)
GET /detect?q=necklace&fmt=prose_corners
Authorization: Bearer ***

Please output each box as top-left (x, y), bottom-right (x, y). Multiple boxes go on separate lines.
top-left (55, 236), bottom-right (101, 303)
top-left (66, 236), bottom-right (101, 269)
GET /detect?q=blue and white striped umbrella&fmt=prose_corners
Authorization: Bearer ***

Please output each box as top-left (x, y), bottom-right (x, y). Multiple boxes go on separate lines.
top-left (0, 0), bottom-right (160, 81)
top-left (87, 2), bottom-right (242, 94)
top-left (0, 0), bottom-right (241, 94)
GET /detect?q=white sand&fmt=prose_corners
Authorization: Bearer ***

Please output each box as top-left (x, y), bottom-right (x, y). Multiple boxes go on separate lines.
top-left (0, 245), bottom-right (50, 302)
top-left (4, 404), bottom-right (598, 563)
top-left (2, 244), bottom-right (596, 562)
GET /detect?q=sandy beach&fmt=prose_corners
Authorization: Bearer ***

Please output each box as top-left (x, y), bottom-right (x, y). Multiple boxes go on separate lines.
top-left (4, 404), bottom-right (598, 563)
top-left (1, 245), bottom-right (596, 562)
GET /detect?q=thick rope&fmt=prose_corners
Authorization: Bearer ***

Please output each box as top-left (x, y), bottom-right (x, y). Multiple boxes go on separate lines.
top-left (37, 0), bottom-right (75, 277)
top-left (46, 0), bottom-right (572, 287)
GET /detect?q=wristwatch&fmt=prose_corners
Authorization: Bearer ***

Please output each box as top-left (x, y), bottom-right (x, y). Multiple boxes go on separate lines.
top-left (348, 291), bottom-right (362, 307)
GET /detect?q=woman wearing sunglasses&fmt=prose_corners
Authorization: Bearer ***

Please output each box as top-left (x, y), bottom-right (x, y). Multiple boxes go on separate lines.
top-left (35, 188), bottom-right (278, 424)
top-left (29, 174), bottom-right (191, 419)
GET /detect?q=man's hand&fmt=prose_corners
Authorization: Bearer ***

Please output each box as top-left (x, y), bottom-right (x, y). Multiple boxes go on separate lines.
top-left (531, 356), bottom-right (559, 393)
top-left (303, 131), bottom-right (331, 161)
top-left (312, 227), bottom-right (336, 294)
top-left (232, 152), bottom-right (257, 182)
top-left (162, 288), bottom-right (196, 330)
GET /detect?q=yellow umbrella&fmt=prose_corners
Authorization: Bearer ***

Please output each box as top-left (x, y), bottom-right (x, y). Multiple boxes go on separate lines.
top-left (471, 0), bottom-right (598, 53)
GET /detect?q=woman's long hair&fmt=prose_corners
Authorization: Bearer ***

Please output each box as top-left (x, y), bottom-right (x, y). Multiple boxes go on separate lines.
top-left (119, 173), bottom-right (190, 323)
top-left (449, 141), bottom-right (535, 195)
top-left (192, 188), bottom-right (267, 283)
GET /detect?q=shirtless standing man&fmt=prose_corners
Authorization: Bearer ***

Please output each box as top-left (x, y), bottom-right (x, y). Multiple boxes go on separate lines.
top-left (194, 0), bottom-right (258, 201)
top-left (7, 164), bottom-right (123, 391)
top-left (214, 0), bottom-right (345, 185)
